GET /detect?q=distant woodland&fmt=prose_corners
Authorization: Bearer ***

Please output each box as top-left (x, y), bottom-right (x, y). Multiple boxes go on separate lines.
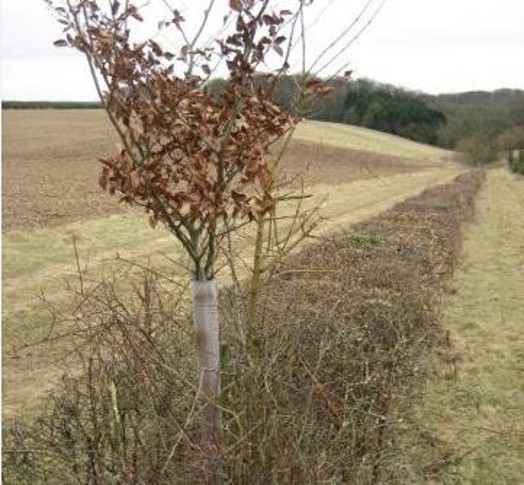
top-left (426, 88), bottom-right (524, 148)
top-left (2, 101), bottom-right (103, 110)
top-left (4, 77), bottom-right (524, 154)
top-left (209, 76), bottom-right (524, 153)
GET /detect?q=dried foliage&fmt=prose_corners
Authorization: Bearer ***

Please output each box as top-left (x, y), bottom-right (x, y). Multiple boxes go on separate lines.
top-left (3, 170), bottom-right (485, 483)
top-left (219, 170), bottom-right (485, 481)
top-left (46, 0), bottom-right (318, 278)
top-left (3, 271), bottom-right (200, 483)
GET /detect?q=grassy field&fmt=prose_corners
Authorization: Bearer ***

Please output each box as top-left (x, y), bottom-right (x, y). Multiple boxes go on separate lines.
top-left (401, 168), bottom-right (524, 482)
top-left (292, 120), bottom-right (453, 163)
top-left (2, 110), bottom-right (461, 420)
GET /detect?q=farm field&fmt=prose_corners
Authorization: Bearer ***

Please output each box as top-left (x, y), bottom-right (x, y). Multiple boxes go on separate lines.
top-left (2, 109), bottom-right (461, 419)
top-left (402, 168), bottom-right (524, 482)
top-left (2, 110), bottom-right (450, 230)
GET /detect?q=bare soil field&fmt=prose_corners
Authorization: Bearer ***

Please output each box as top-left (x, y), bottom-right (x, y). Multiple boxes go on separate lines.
top-left (2, 110), bottom-right (442, 231)
top-left (2, 110), bottom-right (121, 231)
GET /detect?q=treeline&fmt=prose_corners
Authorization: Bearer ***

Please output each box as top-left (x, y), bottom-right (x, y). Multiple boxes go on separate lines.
top-left (207, 76), bottom-right (448, 147)
top-left (342, 81), bottom-right (446, 145)
top-left (2, 101), bottom-right (103, 110)
top-left (499, 125), bottom-right (524, 174)
top-left (209, 76), bottom-right (524, 157)
top-left (427, 89), bottom-right (524, 148)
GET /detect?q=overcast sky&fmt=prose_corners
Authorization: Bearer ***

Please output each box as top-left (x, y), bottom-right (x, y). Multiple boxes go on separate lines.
top-left (1, 0), bottom-right (523, 101)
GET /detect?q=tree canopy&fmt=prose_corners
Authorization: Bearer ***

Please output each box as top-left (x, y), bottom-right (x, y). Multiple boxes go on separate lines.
top-left (342, 80), bottom-right (446, 145)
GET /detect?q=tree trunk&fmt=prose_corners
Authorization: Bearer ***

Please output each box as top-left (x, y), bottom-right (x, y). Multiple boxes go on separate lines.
top-left (191, 279), bottom-right (221, 454)
top-left (247, 217), bottom-right (266, 336)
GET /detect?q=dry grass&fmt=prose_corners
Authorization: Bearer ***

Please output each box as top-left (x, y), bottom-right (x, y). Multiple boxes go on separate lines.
top-left (2, 168), bottom-right (462, 418)
top-left (397, 168), bottom-right (524, 483)
top-left (292, 120), bottom-right (453, 163)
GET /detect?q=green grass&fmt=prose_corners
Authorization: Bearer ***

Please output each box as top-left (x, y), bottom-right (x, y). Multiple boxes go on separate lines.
top-left (346, 233), bottom-right (383, 247)
top-left (401, 168), bottom-right (524, 483)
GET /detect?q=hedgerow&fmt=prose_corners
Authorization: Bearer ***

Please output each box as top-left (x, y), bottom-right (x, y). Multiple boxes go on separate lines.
top-left (3, 170), bottom-right (485, 483)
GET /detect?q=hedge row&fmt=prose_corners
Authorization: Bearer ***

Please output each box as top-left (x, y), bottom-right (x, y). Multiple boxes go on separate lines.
top-left (3, 170), bottom-right (485, 483)
top-left (218, 169), bottom-right (486, 481)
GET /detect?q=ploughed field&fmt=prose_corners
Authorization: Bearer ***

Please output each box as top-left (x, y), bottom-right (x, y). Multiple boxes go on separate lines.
top-left (2, 109), bottom-right (460, 418)
top-left (3, 110), bottom-right (450, 230)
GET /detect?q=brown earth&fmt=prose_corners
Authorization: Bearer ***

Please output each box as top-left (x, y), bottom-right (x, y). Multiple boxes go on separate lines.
top-left (2, 110), bottom-right (438, 231)
top-left (279, 138), bottom-right (439, 186)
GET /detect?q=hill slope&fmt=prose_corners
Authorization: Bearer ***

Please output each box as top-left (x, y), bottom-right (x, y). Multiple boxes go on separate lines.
top-left (291, 120), bottom-right (452, 163)
top-left (427, 89), bottom-right (524, 147)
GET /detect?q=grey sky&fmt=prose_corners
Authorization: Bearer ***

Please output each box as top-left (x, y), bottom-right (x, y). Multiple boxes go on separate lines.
top-left (1, 0), bottom-right (523, 101)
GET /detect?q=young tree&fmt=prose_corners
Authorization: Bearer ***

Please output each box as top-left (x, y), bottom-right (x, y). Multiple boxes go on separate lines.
top-left (498, 125), bottom-right (524, 172)
top-left (47, 0), bottom-right (302, 456)
top-left (456, 133), bottom-right (498, 166)
top-left (46, 0), bottom-right (385, 469)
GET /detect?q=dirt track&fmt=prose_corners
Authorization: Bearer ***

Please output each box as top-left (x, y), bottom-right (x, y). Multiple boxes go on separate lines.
top-left (2, 110), bottom-right (438, 231)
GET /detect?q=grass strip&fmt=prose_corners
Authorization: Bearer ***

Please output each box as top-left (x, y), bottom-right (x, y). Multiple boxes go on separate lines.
top-left (397, 168), bottom-right (524, 483)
